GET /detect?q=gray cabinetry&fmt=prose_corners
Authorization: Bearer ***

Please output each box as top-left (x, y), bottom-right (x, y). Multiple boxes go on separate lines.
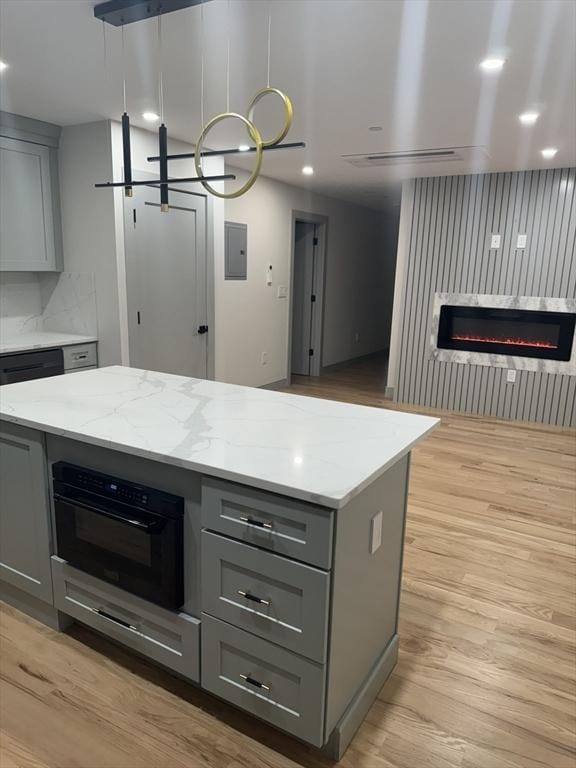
top-left (0, 421), bottom-right (53, 603)
top-left (63, 342), bottom-right (98, 371)
top-left (0, 112), bottom-right (63, 272)
top-left (202, 613), bottom-right (326, 746)
top-left (52, 556), bottom-right (201, 682)
top-left (202, 477), bottom-right (333, 568)
top-left (202, 530), bottom-right (330, 662)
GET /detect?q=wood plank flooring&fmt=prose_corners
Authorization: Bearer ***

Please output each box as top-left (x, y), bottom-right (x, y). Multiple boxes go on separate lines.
top-left (1, 355), bottom-right (575, 768)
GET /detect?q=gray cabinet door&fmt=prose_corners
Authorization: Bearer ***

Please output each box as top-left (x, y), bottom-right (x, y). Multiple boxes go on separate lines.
top-left (202, 613), bottom-right (326, 746)
top-left (124, 175), bottom-right (208, 378)
top-left (0, 421), bottom-right (53, 603)
top-left (202, 530), bottom-right (330, 662)
top-left (0, 136), bottom-right (62, 271)
top-left (52, 557), bottom-right (201, 681)
top-left (202, 477), bottom-right (334, 569)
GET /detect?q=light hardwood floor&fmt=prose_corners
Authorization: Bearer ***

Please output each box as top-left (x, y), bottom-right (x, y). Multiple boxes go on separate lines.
top-left (1, 356), bottom-right (575, 768)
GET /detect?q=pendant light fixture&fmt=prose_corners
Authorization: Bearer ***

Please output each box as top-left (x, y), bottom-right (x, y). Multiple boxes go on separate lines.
top-left (94, 0), bottom-right (305, 201)
top-left (95, 9), bottom-right (236, 196)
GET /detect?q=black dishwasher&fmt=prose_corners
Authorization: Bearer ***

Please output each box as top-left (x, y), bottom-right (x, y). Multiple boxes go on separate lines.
top-left (0, 348), bottom-right (64, 385)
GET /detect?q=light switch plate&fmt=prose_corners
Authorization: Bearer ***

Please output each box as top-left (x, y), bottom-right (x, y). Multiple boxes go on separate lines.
top-left (516, 234), bottom-right (527, 249)
top-left (277, 285), bottom-right (288, 298)
top-left (370, 511), bottom-right (383, 554)
top-left (490, 234), bottom-right (501, 249)
top-left (507, 369), bottom-right (517, 383)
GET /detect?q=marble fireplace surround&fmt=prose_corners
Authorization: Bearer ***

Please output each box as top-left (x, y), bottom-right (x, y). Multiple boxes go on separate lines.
top-left (429, 293), bottom-right (576, 375)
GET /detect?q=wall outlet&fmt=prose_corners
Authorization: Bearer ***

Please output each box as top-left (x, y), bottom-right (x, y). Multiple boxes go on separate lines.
top-left (516, 233), bottom-right (527, 249)
top-left (370, 511), bottom-right (383, 554)
top-left (261, 352), bottom-right (268, 365)
top-left (277, 285), bottom-right (288, 298)
top-left (507, 369), bottom-right (517, 383)
top-left (490, 233), bottom-right (501, 249)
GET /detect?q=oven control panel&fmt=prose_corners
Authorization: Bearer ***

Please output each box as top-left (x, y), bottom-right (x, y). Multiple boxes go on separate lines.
top-left (52, 462), bottom-right (183, 517)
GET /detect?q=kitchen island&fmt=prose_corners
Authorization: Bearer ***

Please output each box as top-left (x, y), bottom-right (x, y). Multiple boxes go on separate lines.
top-left (0, 366), bottom-right (438, 758)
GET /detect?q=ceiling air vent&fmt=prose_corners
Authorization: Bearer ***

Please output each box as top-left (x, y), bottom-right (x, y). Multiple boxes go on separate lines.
top-left (342, 146), bottom-right (486, 168)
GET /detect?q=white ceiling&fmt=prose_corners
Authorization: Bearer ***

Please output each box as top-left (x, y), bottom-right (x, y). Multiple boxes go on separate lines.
top-left (0, 0), bottom-right (574, 211)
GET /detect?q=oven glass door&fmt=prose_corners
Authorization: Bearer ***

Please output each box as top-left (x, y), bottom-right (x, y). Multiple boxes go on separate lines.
top-left (54, 485), bottom-right (182, 609)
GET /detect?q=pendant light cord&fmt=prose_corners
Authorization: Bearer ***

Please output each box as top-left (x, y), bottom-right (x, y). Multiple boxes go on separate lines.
top-left (102, 21), bottom-right (113, 159)
top-left (200, 0), bottom-right (205, 130)
top-left (158, 16), bottom-right (165, 123)
top-left (102, 20), bottom-right (108, 77)
top-left (121, 25), bottom-right (127, 113)
top-left (226, 0), bottom-right (230, 112)
top-left (267, 3), bottom-right (271, 88)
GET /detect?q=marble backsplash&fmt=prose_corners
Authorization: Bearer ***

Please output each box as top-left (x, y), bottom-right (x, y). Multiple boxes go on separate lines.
top-left (0, 272), bottom-right (97, 339)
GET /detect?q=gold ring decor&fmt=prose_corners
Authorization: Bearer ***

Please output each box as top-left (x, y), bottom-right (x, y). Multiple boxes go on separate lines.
top-left (247, 87), bottom-right (293, 148)
top-left (195, 113), bottom-right (263, 199)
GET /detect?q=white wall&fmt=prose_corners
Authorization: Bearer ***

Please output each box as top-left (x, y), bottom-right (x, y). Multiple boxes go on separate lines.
top-left (59, 121), bottom-right (121, 366)
top-left (221, 168), bottom-right (399, 387)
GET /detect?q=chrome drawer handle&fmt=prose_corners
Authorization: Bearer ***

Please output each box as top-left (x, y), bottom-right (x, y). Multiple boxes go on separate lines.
top-left (237, 590), bottom-right (270, 606)
top-left (239, 515), bottom-right (273, 530)
top-left (240, 673), bottom-right (271, 692)
top-left (92, 607), bottom-right (138, 632)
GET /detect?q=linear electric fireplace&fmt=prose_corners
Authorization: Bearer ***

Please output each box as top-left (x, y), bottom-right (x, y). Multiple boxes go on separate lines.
top-left (437, 305), bottom-right (576, 361)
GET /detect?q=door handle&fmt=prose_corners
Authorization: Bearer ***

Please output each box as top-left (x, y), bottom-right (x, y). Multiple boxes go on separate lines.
top-left (240, 674), bottom-right (271, 692)
top-left (197, 325), bottom-right (209, 334)
top-left (237, 590), bottom-right (270, 606)
top-left (238, 515), bottom-right (273, 530)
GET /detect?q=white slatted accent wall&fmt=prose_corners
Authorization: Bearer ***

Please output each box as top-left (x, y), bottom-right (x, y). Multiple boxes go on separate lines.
top-left (395, 167), bottom-right (576, 427)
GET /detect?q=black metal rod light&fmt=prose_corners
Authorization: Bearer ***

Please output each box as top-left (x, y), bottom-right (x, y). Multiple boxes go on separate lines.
top-left (94, 0), bottom-right (305, 203)
top-left (94, 174), bottom-right (236, 189)
top-left (159, 123), bottom-right (169, 211)
top-left (121, 112), bottom-right (133, 197)
top-left (146, 141), bottom-right (306, 163)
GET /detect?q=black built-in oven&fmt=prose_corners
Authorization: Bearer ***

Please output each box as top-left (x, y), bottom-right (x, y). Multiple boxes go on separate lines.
top-left (52, 462), bottom-right (184, 610)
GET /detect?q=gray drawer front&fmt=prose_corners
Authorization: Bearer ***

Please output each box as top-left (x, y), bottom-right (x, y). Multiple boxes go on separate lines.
top-left (62, 342), bottom-right (97, 370)
top-left (202, 613), bottom-right (326, 747)
top-left (51, 556), bottom-right (200, 681)
top-left (202, 478), bottom-right (333, 569)
top-left (202, 531), bottom-right (329, 662)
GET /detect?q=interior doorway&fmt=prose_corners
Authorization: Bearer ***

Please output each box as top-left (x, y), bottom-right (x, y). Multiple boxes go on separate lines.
top-left (289, 212), bottom-right (327, 379)
top-left (124, 173), bottom-right (210, 378)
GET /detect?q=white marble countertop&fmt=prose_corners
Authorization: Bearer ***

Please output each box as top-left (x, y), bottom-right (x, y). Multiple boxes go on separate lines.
top-left (0, 332), bottom-right (98, 355)
top-left (0, 365), bottom-right (439, 508)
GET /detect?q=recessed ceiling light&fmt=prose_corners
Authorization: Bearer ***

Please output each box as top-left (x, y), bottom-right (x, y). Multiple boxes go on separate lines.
top-left (0, 60), bottom-right (9, 72)
top-left (302, 165), bottom-right (314, 176)
top-left (480, 57), bottom-right (506, 72)
top-left (369, 126), bottom-right (383, 132)
top-left (541, 147), bottom-right (558, 159)
top-left (142, 111), bottom-right (159, 122)
top-left (519, 111), bottom-right (539, 125)
top-left (238, 144), bottom-right (250, 152)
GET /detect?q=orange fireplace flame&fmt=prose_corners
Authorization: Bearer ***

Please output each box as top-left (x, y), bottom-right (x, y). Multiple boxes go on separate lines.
top-left (451, 334), bottom-right (558, 349)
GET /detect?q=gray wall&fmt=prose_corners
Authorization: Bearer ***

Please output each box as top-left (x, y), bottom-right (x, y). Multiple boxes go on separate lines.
top-left (394, 167), bottom-right (575, 427)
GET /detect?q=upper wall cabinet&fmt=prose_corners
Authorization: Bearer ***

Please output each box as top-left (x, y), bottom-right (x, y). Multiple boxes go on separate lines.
top-left (0, 112), bottom-right (63, 272)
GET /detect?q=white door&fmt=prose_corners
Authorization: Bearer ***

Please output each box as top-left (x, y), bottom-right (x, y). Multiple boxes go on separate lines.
top-left (291, 221), bottom-right (317, 375)
top-left (125, 182), bottom-right (208, 378)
